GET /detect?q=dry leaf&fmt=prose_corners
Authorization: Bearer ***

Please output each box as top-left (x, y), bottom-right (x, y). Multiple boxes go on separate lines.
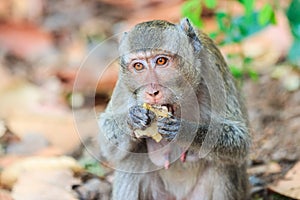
top-left (0, 22), bottom-right (53, 60)
top-left (0, 65), bottom-right (14, 90)
top-left (240, 11), bottom-right (292, 71)
top-left (269, 161), bottom-right (300, 199)
top-left (6, 133), bottom-right (48, 155)
top-left (0, 155), bottom-right (21, 169)
top-left (0, 80), bottom-right (88, 154)
top-left (0, 156), bottom-right (82, 188)
top-left (10, 0), bottom-right (44, 21)
top-left (6, 110), bottom-right (95, 154)
top-left (12, 169), bottom-right (79, 200)
top-left (0, 189), bottom-right (13, 200)
top-left (247, 162), bottom-right (281, 175)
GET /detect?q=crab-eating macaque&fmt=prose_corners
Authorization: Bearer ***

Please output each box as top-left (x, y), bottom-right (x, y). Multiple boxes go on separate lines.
top-left (98, 18), bottom-right (251, 200)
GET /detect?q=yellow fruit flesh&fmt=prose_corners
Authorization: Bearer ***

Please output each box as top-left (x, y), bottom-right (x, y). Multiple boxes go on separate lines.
top-left (134, 103), bottom-right (171, 142)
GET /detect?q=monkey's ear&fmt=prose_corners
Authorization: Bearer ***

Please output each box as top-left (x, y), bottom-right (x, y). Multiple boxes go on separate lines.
top-left (179, 18), bottom-right (202, 52)
top-left (119, 32), bottom-right (129, 54)
top-left (119, 32), bottom-right (128, 42)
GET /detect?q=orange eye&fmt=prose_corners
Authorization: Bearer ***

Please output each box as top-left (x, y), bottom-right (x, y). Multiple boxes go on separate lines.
top-left (156, 57), bottom-right (168, 65)
top-left (133, 62), bottom-right (145, 71)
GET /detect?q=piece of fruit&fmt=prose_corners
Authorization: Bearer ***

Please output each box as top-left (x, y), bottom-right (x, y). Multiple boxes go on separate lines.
top-left (134, 103), bottom-right (172, 142)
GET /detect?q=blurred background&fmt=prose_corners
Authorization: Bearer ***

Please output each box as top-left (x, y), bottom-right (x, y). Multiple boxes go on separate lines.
top-left (0, 0), bottom-right (300, 199)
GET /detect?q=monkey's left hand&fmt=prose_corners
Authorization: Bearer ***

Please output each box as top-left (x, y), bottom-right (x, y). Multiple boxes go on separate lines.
top-left (157, 117), bottom-right (180, 140)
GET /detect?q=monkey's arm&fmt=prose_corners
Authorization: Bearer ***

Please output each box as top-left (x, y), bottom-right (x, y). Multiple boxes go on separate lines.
top-left (157, 116), bottom-right (249, 164)
top-left (98, 81), bottom-right (142, 162)
top-left (180, 119), bottom-right (250, 165)
top-left (99, 110), bottom-right (136, 162)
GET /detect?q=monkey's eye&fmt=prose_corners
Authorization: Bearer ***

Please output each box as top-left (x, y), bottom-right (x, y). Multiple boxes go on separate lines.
top-left (156, 57), bottom-right (168, 66)
top-left (133, 62), bottom-right (145, 71)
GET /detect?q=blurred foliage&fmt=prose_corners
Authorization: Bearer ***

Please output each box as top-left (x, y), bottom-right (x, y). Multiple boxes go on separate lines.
top-left (286, 0), bottom-right (300, 67)
top-left (182, 0), bottom-right (276, 44)
top-left (229, 56), bottom-right (258, 80)
top-left (79, 157), bottom-right (105, 177)
top-left (182, 0), bottom-right (276, 80)
top-left (229, 54), bottom-right (258, 88)
top-left (212, 11), bottom-right (270, 44)
top-left (182, 0), bottom-right (204, 27)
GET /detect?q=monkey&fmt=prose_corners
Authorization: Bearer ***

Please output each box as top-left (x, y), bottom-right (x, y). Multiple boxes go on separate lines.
top-left (98, 18), bottom-right (251, 200)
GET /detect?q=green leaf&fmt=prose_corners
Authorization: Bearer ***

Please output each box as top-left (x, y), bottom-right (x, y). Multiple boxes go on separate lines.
top-left (258, 4), bottom-right (274, 25)
top-left (208, 31), bottom-right (218, 39)
top-left (287, 0), bottom-right (300, 24)
top-left (181, 0), bottom-right (203, 27)
top-left (240, 0), bottom-right (255, 18)
top-left (204, 0), bottom-right (217, 9)
top-left (270, 11), bottom-right (277, 24)
top-left (221, 12), bottom-right (270, 44)
top-left (249, 69), bottom-right (259, 81)
top-left (288, 39), bottom-right (300, 67)
top-left (215, 11), bottom-right (229, 32)
top-left (244, 56), bottom-right (253, 64)
top-left (229, 65), bottom-right (243, 78)
top-left (287, 0), bottom-right (300, 38)
top-left (79, 157), bottom-right (105, 176)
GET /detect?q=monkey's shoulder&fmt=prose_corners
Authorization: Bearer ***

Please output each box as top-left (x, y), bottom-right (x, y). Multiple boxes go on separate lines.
top-left (194, 29), bottom-right (229, 75)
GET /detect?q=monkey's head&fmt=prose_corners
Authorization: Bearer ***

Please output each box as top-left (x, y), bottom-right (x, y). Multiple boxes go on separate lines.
top-left (119, 19), bottom-right (202, 116)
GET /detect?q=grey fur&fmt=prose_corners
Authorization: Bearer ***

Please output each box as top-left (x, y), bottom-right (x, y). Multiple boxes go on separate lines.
top-left (99, 18), bottom-right (251, 200)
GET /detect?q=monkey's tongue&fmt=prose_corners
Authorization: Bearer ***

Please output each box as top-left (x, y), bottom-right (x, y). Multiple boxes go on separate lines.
top-left (146, 139), bottom-right (170, 169)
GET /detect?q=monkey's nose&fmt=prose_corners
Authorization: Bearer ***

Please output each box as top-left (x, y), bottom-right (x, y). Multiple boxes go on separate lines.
top-left (145, 83), bottom-right (162, 102)
top-left (146, 90), bottom-right (160, 97)
top-left (145, 89), bottom-right (162, 102)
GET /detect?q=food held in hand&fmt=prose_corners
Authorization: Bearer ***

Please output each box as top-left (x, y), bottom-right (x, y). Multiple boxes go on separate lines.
top-left (134, 103), bottom-right (172, 142)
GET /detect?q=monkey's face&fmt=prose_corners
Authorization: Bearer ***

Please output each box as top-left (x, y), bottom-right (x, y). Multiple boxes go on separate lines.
top-left (119, 20), bottom-right (202, 117)
top-left (120, 49), bottom-right (184, 115)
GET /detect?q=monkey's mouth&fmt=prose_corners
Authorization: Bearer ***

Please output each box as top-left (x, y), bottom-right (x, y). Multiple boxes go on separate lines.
top-left (161, 104), bottom-right (176, 115)
top-left (145, 103), bottom-right (178, 117)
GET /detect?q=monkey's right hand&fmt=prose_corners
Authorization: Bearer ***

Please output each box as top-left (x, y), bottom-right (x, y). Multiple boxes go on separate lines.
top-left (127, 105), bottom-right (156, 130)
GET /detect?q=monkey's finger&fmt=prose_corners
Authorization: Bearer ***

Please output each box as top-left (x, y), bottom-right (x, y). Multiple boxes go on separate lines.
top-left (128, 115), bottom-right (149, 130)
top-left (129, 106), bottom-right (149, 118)
top-left (134, 114), bottom-right (153, 127)
top-left (157, 117), bottom-right (180, 126)
top-left (158, 129), bottom-right (177, 140)
top-left (130, 113), bottom-right (148, 123)
top-left (158, 124), bottom-right (180, 132)
top-left (136, 109), bottom-right (155, 122)
top-left (147, 109), bottom-right (156, 120)
top-left (157, 116), bottom-right (179, 122)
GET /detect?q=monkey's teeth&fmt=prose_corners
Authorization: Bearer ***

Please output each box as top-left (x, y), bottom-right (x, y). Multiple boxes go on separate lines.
top-left (160, 104), bottom-right (170, 112)
top-left (162, 104), bottom-right (175, 115)
top-left (161, 105), bottom-right (168, 112)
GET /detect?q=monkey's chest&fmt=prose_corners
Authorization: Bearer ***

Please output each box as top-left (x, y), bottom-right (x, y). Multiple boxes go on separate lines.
top-left (146, 138), bottom-right (200, 170)
top-left (159, 163), bottom-right (202, 199)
